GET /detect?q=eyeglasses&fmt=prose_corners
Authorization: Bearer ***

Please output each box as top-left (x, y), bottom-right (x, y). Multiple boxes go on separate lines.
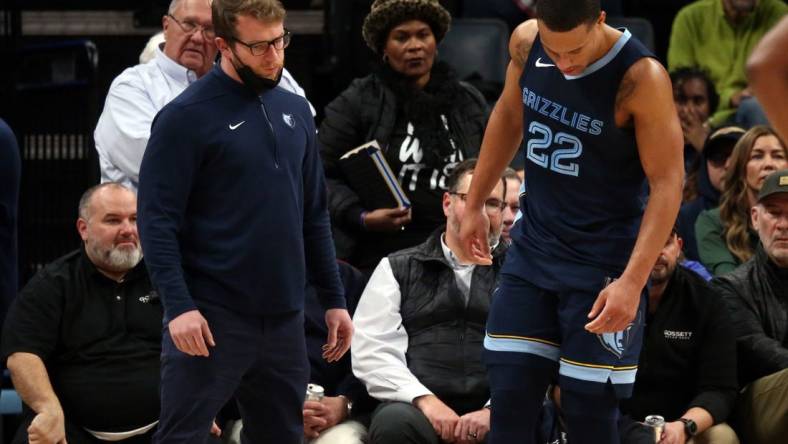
top-left (167, 14), bottom-right (215, 40)
top-left (451, 192), bottom-right (507, 214)
top-left (232, 30), bottom-right (291, 56)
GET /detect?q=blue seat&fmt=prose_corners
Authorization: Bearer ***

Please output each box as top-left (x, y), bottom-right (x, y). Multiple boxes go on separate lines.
top-left (438, 18), bottom-right (510, 85)
top-left (1, 388), bottom-right (22, 415)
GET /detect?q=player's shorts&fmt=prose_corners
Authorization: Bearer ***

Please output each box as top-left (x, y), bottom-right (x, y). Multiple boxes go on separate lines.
top-left (483, 270), bottom-right (646, 398)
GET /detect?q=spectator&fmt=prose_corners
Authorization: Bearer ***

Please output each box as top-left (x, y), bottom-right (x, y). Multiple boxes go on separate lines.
top-left (302, 261), bottom-right (377, 443)
top-left (678, 126), bottom-right (745, 261)
top-left (1, 183), bottom-right (161, 444)
top-left (94, 0), bottom-right (217, 191)
top-left (696, 125), bottom-right (787, 275)
top-left (670, 67), bottom-right (718, 172)
top-left (0, 118), bottom-right (20, 327)
top-left (668, 0), bottom-right (787, 127)
top-left (619, 228), bottom-right (739, 444)
top-left (712, 169), bottom-right (788, 444)
top-left (352, 159), bottom-right (506, 444)
top-left (501, 167), bottom-right (522, 244)
top-left (319, 0), bottom-right (489, 274)
top-left (139, 32), bottom-right (166, 64)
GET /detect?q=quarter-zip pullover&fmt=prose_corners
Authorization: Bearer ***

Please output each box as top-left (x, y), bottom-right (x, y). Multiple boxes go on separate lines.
top-left (138, 64), bottom-right (345, 320)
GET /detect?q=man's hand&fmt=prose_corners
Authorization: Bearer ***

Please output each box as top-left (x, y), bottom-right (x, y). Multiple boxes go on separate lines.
top-left (302, 396), bottom-right (348, 438)
top-left (659, 421), bottom-right (687, 444)
top-left (323, 309), bottom-right (353, 362)
top-left (453, 408), bottom-right (490, 443)
top-left (585, 276), bottom-right (641, 333)
top-left (730, 88), bottom-right (752, 108)
top-left (168, 309), bottom-right (215, 357)
top-left (414, 395), bottom-right (460, 442)
top-left (363, 207), bottom-right (411, 232)
top-left (27, 409), bottom-right (66, 444)
top-left (457, 208), bottom-right (492, 265)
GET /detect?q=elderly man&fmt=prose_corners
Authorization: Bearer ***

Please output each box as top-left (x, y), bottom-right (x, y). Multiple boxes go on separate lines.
top-left (1, 183), bottom-right (160, 444)
top-left (94, 0), bottom-right (216, 191)
top-left (352, 158), bottom-right (508, 444)
top-left (712, 168), bottom-right (788, 444)
top-left (618, 227), bottom-right (739, 444)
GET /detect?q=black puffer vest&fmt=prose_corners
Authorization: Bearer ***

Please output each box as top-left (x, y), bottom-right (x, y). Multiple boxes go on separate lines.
top-left (388, 229), bottom-right (507, 414)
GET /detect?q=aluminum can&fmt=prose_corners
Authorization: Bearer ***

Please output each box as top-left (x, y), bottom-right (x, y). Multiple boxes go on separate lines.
top-left (644, 415), bottom-right (665, 443)
top-left (306, 383), bottom-right (324, 401)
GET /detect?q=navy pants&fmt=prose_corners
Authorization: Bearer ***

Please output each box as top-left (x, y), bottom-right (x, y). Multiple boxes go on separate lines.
top-left (153, 303), bottom-right (309, 444)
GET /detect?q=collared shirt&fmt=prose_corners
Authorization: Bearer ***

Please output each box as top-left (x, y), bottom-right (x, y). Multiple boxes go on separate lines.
top-left (1, 249), bottom-right (161, 431)
top-left (352, 234), bottom-right (491, 407)
top-left (94, 46), bottom-right (197, 191)
top-left (94, 45), bottom-right (314, 191)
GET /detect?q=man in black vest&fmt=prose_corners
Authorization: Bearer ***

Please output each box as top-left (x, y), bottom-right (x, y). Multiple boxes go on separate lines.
top-left (352, 158), bottom-right (508, 444)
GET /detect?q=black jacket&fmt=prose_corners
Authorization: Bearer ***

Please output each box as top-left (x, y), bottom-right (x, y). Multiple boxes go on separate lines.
top-left (319, 64), bottom-right (489, 265)
top-left (388, 229), bottom-right (506, 414)
top-left (620, 266), bottom-right (738, 424)
top-left (712, 245), bottom-right (788, 387)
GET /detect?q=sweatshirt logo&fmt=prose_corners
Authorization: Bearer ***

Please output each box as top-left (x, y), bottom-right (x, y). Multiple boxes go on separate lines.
top-left (282, 113), bottom-right (295, 128)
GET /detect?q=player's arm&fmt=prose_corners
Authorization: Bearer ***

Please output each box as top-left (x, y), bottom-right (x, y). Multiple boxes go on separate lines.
top-left (458, 20), bottom-right (536, 264)
top-left (748, 16), bottom-right (788, 142)
top-left (587, 59), bottom-right (683, 333)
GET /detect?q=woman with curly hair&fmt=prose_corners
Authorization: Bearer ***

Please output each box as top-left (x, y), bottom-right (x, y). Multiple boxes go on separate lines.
top-left (696, 125), bottom-right (787, 275)
top-left (318, 0), bottom-right (490, 274)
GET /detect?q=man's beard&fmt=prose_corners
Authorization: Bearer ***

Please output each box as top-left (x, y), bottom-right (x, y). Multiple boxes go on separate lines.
top-left (90, 242), bottom-right (143, 272)
top-left (649, 259), bottom-right (674, 285)
top-left (230, 50), bottom-right (283, 94)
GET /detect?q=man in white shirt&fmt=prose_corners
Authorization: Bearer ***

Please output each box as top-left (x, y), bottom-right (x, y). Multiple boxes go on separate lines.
top-left (94, 0), bottom-right (314, 191)
top-left (352, 159), bottom-right (508, 444)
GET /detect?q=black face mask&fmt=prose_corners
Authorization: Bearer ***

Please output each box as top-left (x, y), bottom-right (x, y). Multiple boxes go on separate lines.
top-left (229, 49), bottom-right (282, 94)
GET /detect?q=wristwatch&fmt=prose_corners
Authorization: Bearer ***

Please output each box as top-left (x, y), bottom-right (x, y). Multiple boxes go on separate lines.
top-left (679, 418), bottom-right (697, 437)
top-left (338, 395), bottom-right (353, 417)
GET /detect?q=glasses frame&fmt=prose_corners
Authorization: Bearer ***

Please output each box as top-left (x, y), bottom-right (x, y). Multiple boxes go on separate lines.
top-left (167, 14), bottom-right (215, 40)
top-left (232, 30), bottom-right (292, 56)
top-left (450, 192), bottom-right (507, 214)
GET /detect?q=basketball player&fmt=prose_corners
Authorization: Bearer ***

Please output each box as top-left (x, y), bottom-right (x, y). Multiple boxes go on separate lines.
top-left (456, 1), bottom-right (683, 443)
top-left (748, 16), bottom-right (788, 141)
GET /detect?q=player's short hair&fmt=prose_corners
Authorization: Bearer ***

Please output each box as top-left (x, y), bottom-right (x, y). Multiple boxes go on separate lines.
top-left (535, 0), bottom-right (601, 32)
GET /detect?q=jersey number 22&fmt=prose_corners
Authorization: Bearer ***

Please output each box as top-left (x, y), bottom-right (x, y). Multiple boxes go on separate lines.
top-left (526, 121), bottom-right (582, 177)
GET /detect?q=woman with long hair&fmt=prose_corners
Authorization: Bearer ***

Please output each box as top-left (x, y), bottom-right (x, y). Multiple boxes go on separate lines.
top-left (696, 125), bottom-right (787, 275)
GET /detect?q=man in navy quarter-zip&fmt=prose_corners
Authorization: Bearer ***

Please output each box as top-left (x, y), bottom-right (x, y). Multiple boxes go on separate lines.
top-left (455, 0), bottom-right (684, 443)
top-left (137, 1), bottom-right (353, 443)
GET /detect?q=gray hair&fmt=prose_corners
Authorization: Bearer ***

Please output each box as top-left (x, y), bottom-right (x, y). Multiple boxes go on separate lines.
top-left (168, 0), bottom-right (183, 15)
top-left (78, 182), bottom-right (133, 220)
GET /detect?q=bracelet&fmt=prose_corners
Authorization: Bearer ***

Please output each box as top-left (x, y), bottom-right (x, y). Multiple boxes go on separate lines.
top-left (359, 211), bottom-right (368, 230)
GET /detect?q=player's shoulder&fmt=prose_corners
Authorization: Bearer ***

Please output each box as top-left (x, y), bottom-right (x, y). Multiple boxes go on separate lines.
top-left (510, 19), bottom-right (539, 66)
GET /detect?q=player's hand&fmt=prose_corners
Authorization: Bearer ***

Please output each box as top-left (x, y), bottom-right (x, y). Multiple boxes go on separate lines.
top-left (323, 309), bottom-right (353, 362)
top-left (415, 395), bottom-right (460, 442)
top-left (585, 276), bottom-right (641, 333)
top-left (28, 409), bottom-right (66, 444)
top-left (362, 207), bottom-right (411, 232)
top-left (658, 421), bottom-right (687, 444)
top-left (168, 309), bottom-right (215, 357)
top-left (454, 407), bottom-right (490, 443)
top-left (457, 208), bottom-right (492, 265)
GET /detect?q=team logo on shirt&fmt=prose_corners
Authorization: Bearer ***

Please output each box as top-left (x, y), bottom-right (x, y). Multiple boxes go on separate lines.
top-left (282, 113), bottom-right (295, 128)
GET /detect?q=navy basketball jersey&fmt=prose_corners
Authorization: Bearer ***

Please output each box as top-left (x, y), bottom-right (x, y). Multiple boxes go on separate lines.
top-left (508, 29), bottom-right (655, 290)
